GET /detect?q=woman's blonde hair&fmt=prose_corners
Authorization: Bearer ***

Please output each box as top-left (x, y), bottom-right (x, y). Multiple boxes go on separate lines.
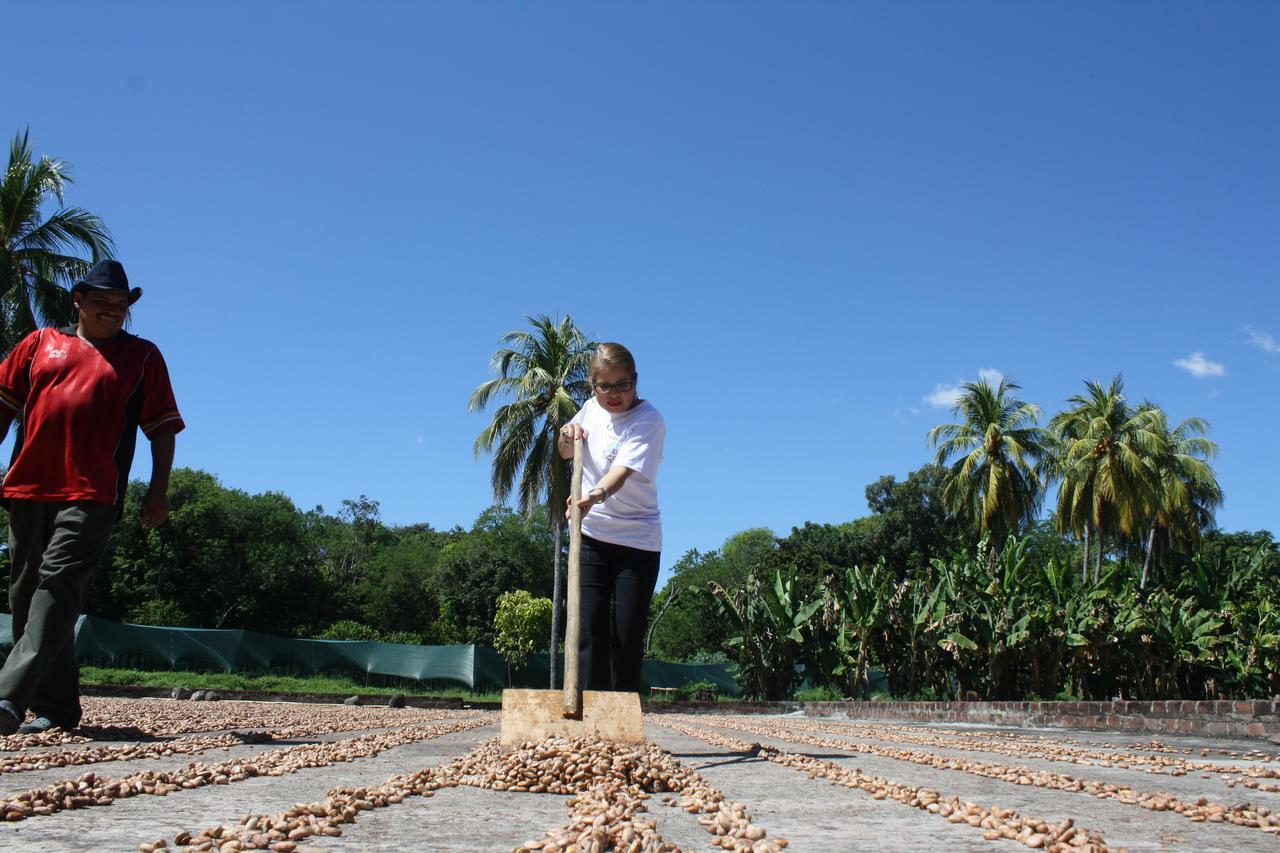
top-left (590, 342), bottom-right (637, 381)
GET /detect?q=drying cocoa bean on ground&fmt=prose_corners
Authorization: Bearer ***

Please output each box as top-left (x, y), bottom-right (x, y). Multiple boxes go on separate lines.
top-left (0, 697), bottom-right (1276, 851)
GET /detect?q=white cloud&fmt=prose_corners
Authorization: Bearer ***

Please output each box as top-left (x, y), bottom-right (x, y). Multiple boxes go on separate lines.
top-left (923, 368), bottom-right (1005, 409)
top-left (908, 406), bottom-right (922, 416)
top-left (924, 383), bottom-right (965, 409)
top-left (1245, 325), bottom-right (1279, 354)
top-left (1173, 351), bottom-right (1225, 378)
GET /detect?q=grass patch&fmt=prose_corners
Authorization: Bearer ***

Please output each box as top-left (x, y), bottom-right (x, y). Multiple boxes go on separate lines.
top-left (79, 666), bottom-right (503, 703)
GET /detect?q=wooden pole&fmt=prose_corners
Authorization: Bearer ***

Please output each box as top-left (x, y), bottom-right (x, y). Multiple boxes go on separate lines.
top-left (562, 437), bottom-right (584, 717)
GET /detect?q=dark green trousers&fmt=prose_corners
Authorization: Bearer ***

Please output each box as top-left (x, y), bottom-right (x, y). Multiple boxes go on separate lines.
top-left (0, 500), bottom-right (116, 728)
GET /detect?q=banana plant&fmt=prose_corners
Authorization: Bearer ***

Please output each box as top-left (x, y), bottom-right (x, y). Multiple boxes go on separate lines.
top-left (1144, 590), bottom-right (1223, 697)
top-left (829, 561), bottom-right (892, 698)
top-left (876, 574), bottom-right (950, 698)
top-left (1024, 555), bottom-right (1076, 698)
top-left (931, 555), bottom-right (987, 697)
top-left (1225, 596), bottom-right (1280, 697)
top-left (709, 565), bottom-right (823, 700)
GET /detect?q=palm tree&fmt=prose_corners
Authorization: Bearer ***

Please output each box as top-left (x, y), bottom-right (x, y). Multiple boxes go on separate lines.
top-left (468, 314), bottom-right (595, 688)
top-left (1139, 405), bottom-right (1222, 588)
top-left (1049, 377), bottom-right (1165, 583)
top-left (0, 129), bottom-right (114, 354)
top-left (928, 379), bottom-right (1049, 562)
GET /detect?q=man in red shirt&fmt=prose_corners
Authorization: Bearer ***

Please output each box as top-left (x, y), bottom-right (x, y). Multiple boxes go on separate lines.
top-left (0, 260), bottom-right (184, 734)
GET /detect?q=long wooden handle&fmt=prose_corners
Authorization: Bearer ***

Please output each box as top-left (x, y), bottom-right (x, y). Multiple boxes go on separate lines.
top-left (562, 437), bottom-right (584, 717)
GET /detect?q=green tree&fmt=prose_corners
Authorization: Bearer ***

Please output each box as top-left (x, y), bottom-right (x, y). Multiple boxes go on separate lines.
top-left (0, 129), bottom-right (114, 353)
top-left (1139, 405), bottom-right (1222, 588)
top-left (929, 379), bottom-right (1049, 562)
top-left (358, 531), bottom-right (446, 642)
top-left (864, 464), bottom-right (975, 575)
top-left (1049, 377), bottom-right (1164, 582)
top-left (434, 506), bottom-right (555, 646)
top-left (710, 565), bottom-right (822, 700)
top-left (468, 314), bottom-right (595, 686)
top-left (827, 561), bottom-right (892, 698)
top-left (314, 496), bottom-right (395, 588)
top-left (97, 469), bottom-right (331, 636)
top-left (493, 590), bottom-right (553, 685)
top-left (764, 519), bottom-right (881, 589)
top-left (646, 529), bottom-right (778, 663)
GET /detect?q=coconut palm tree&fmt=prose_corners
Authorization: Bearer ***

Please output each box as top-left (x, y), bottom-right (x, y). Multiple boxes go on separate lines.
top-left (1049, 377), bottom-right (1165, 582)
top-left (928, 379), bottom-right (1049, 562)
top-left (0, 129), bottom-right (114, 354)
top-left (1139, 405), bottom-right (1222, 588)
top-left (468, 314), bottom-right (595, 687)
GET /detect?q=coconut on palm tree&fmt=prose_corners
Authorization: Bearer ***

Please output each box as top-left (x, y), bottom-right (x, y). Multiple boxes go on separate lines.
top-left (0, 129), bottom-right (114, 354)
top-left (928, 378), bottom-right (1049, 562)
top-left (1139, 405), bottom-right (1222, 588)
top-left (469, 314), bottom-right (596, 687)
top-left (1049, 377), bottom-right (1165, 582)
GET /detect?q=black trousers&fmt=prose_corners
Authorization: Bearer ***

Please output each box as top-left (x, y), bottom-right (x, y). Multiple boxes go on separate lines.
top-left (0, 500), bottom-right (117, 728)
top-left (577, 535), bottom-right (661, 694)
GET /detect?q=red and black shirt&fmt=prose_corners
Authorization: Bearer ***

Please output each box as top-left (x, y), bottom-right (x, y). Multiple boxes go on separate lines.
top-left (0, 326), bottom-right (184, 508)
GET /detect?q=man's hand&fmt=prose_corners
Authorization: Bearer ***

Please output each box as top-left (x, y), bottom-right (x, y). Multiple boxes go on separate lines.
top-left (140, 488), bottom-right (170, 528)
top-left (142, 430), bottom-right (176, 528)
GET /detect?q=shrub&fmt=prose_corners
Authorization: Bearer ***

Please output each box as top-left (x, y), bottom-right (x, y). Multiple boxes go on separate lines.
top-left (126, 599), bottom-right (194, 627)
top-left (317, 620), bottom-right (382, 641)
top-left (675, 679), bottom-right (720, 702)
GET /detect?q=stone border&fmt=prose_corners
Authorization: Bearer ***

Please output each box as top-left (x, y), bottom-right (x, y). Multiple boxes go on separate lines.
top-left (804, 699), bottom-right (1280, 739)
top-left (642, 700), bottom-right (801, 715)
top-left (79, 685), bottom-right (1280, 741)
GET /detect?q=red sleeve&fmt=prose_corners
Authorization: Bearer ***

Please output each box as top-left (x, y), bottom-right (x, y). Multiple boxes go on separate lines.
top-left (137, 346), bottom-right (185, 437)
top-left (0, 331), bottom-right (42, 415)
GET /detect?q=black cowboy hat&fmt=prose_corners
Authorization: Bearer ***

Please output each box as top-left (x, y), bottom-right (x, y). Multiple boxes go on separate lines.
top-left (72, 260), bottom-right (143, 305)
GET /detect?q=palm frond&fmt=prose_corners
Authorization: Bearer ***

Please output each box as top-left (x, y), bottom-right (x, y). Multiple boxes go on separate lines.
top-left (1, 131), bottom-right (112, 349)
top-left (469, 314), bottom-right (599, 520)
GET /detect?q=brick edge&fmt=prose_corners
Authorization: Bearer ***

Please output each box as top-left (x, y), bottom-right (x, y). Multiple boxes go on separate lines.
top-left (803, 699), bottom-right (1280, 739)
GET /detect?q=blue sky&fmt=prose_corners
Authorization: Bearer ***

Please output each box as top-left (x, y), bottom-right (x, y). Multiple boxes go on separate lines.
top-left (8, 2), bottom-right (1278, 582)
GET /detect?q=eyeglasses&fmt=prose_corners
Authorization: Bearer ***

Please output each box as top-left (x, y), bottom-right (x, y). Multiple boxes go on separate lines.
top-left (593, 380), bottom-right (635, 394)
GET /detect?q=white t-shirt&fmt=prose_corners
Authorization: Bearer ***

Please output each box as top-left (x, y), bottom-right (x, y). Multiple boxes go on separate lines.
top-left (569, 397), bottom-right (664, 552)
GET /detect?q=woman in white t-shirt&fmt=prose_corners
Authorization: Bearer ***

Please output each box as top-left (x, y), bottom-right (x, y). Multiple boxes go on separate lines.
top-left (558, 342), bottom-right (665, 693)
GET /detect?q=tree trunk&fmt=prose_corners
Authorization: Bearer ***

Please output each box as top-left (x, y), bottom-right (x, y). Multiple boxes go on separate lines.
top-left (644, 583), bottom-right (679, 656)
top-left (216, 597), bottom-right (240, 628)
top-left (549, 518), bottom-right (563, 689)
top-left (1093, 530), bottom-right (1102, 584)
top-left (1081, 525), bottom-right (1090, 585)
top-left (1140, 526), bottom-right (1156, 590)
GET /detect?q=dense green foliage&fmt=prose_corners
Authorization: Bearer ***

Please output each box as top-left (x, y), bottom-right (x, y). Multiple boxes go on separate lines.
top-left (645, 528), bottom-right (777, 663)
top-left (648, 472), bottom-right (976, 665)
top-left (703, 531), bottom-right (1278, 702)
top-left (0, 276), bottom-right (1266, 705)
top-left (650, 378), bottom-right (1275, 702)
top-left (0, 468), bottom-right (555, 647)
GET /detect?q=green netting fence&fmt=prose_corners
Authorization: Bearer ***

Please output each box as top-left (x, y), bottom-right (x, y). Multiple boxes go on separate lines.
top-left (0, 614), bottom-right (741, 695)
